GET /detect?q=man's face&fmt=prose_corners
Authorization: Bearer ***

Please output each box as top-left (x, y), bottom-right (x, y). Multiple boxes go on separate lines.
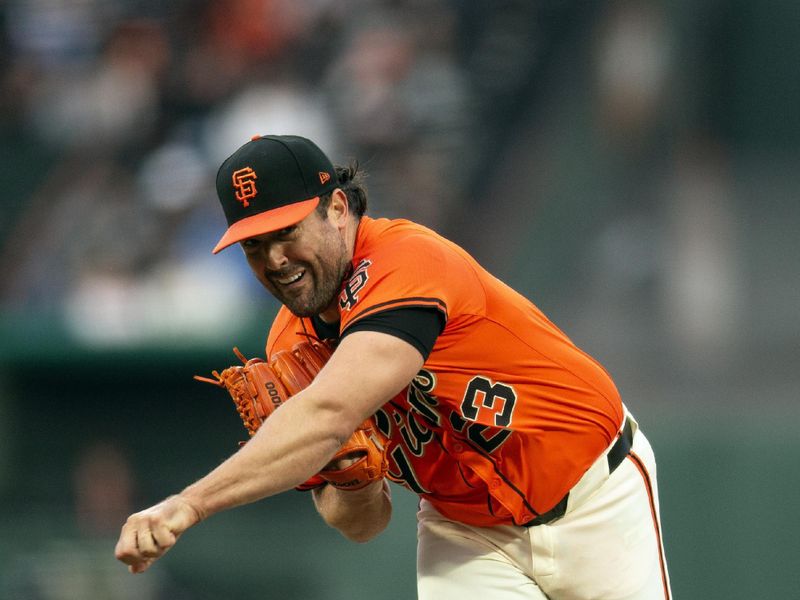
top-left (240, 208), bottom-right (351, 318)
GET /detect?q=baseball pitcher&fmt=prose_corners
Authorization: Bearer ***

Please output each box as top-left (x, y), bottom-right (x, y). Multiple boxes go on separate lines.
top-left (115, 135), bottom-right (671, 599)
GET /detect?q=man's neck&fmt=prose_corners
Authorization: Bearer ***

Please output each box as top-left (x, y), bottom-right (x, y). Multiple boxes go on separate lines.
top-left (318, 305), bottom-right (340, 323)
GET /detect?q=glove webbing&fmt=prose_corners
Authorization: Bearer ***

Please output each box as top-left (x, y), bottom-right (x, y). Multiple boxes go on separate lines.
top-left (194, 347), bottom-right (266, 438)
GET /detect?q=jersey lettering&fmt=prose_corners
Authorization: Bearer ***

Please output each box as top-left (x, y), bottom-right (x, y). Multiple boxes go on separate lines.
top-left (407, 370), bottom-right (441, 426)
top-left (449, 411), bottom-right (513, 454)
top-left (374, 407), bottom-right (391, 438)
top-left (339, 259), bottom-right (372, 311)
top-left (393, 411), bottom-right (433, 456)
top-left (461, 376), bottom-right (517, 427)
top-left (388, 445), bottom-right (430, 494)
top-left (377, 406), bottom-right (433, 493)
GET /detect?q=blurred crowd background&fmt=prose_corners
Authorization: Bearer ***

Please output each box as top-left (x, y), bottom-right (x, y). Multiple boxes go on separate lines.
top-left (0, 1), bottom-right (798, 599)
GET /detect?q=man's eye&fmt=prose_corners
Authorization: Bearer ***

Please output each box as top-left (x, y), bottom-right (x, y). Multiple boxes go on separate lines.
top-left (276, 226), bottom-right (296, 238)
top-left (241, 239), bottom-right (259, 250)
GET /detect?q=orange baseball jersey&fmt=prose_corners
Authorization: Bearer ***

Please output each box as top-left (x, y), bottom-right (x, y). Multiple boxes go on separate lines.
top-left (267, 217), bottom-right (624, 527)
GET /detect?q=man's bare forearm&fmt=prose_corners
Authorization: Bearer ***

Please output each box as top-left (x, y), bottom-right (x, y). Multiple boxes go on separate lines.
top-left (181, 390), bottom-right (353, 520)
top-left (115, 331), bottom-right (420, 574)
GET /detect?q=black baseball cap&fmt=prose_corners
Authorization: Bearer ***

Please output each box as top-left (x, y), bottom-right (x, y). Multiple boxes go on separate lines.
top-left (213, 134), bottom-right (337, 253)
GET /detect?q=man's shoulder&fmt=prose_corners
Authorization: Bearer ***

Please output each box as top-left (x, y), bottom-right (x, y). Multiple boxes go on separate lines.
top-left (357, 216), bottom-right (458, 263)
top-left (339, 217), bottom-right (483, 322)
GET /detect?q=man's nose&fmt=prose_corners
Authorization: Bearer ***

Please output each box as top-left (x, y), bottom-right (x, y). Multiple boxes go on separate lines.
top-left (264, 243), bottom-right (289, 271)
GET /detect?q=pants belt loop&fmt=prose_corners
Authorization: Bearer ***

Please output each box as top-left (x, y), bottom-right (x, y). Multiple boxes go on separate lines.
top-left (607, 416), bottom-right (634, 473)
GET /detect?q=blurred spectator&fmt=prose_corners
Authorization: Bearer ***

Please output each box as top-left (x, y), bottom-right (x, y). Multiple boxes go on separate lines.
top-left (1, 441), bottom-right (192, 599)
top-left (0, 0), bottom-right (480, 344)
top-left (27, 18), bottom-right (169, 149)
top-left (660, 136), bottom-right (742, 371)
top-left (324, 3), bottom-right (472, 228)
top-left (4, 0), bottom-right (119, 69)
top-left (593, 0), bottom-right (672, 146)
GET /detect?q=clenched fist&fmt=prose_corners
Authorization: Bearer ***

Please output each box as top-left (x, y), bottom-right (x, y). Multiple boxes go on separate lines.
top-left (115, 495), bottom-right (203, 573)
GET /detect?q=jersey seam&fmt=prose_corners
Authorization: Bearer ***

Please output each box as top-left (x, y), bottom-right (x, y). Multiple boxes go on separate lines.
top-left (266, 310), bottom-right (297, 355)
top-left (459, 432), bottom-right (541, 518)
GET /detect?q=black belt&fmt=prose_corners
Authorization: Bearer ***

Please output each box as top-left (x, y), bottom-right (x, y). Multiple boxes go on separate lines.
top-left (524, 416), bottom-right (634, 527)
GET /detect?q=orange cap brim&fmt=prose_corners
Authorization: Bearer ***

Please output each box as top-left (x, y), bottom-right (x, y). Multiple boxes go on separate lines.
top-left (212, 197), bottom-right (320, 253)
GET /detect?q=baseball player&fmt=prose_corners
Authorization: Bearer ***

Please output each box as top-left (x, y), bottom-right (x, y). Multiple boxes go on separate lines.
top-left (115, 135), bottom-right (671, 599)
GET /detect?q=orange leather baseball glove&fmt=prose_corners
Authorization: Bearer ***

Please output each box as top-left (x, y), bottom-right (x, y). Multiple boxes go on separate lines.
top-left (195, 339), bottom-right (388, 491)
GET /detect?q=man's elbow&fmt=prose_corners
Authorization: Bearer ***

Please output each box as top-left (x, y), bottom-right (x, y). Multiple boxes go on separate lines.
top-left (335, 515), bottom-right (390, 544)
top-left (343, 529), bottom-right (380, 544)
top-left (313, 480), bottom-right (392, 543)
top-left (323, 496), bottom-right (392, 543)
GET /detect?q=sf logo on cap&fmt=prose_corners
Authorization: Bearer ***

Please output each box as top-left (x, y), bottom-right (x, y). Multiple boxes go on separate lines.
top-left (232, 167), bottom-right (258, 207)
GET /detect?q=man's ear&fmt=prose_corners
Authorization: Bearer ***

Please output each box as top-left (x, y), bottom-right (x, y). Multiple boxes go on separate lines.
top-left (328, 189), bottom-right (350, 228)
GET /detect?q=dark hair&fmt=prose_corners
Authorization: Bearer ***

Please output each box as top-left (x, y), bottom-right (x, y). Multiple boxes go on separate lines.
top-left (316, 161), bottom-right (368, 218)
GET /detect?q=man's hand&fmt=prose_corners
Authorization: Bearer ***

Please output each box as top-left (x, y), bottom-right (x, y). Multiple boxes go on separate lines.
top-left (115, 495), bottom-right (203, 573)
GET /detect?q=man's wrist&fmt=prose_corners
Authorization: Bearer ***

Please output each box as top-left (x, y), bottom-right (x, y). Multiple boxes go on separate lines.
top-left (174, 491), bottom-right (208, 524)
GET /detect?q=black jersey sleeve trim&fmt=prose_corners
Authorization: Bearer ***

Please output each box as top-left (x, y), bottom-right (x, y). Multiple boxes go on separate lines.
top-left (309, 314), bottom-right (340, 342)
top-left (341, 306), bottom-right (445, 360)
top-left (351, 296), bottom-right (448, 322)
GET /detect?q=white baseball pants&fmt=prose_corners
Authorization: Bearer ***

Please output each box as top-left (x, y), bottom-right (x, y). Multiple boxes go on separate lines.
top-left (416, 415), bottom-right (671, 600)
